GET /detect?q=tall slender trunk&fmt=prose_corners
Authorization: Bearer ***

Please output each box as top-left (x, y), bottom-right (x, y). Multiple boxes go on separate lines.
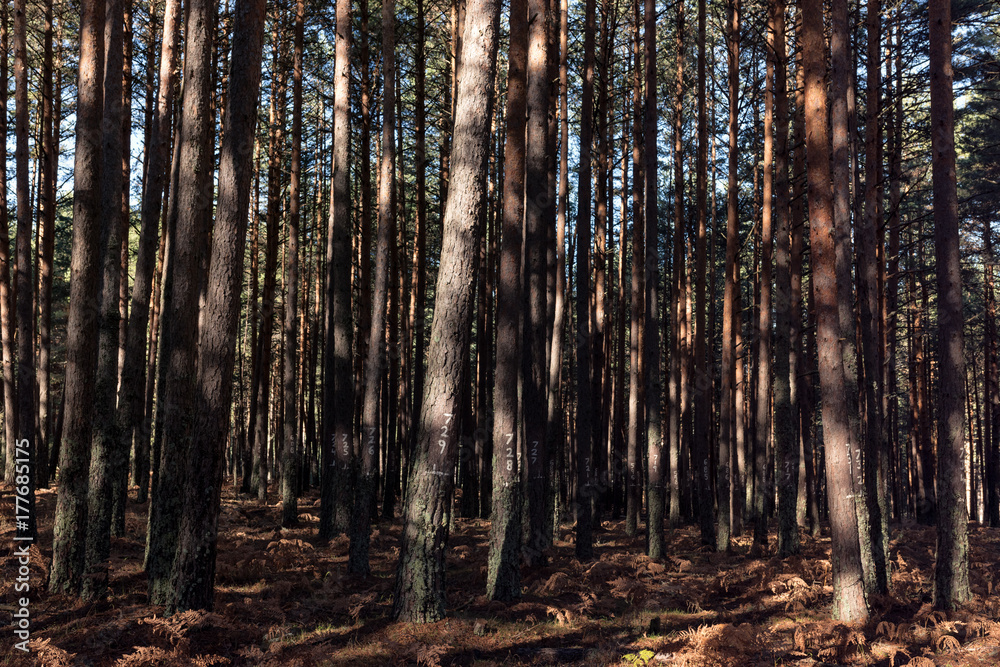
top-left (352, 0), bottom-right (396, 575)
top-left (575, 0), bottom-right (597, 561)
top-left (929, 0), bottom-right (971, 610)
top-left (119, 0), bottom-right (180, 512)
top-left (668, 0), bottom-right (685, 529)
top-left (35, 0), bottom-right (56, 488)
top-left (409, 0), bottom-right (428, 490)
top-left (831, 0), bottom-right (876, 598)
top-left (169, 0), bottom-right (267, 611)
top-left (643, 0), bottom-right (663, 559)
top-left (252, 28), bottom-right (288, 501)
top-left (392, 0), bottom-right (499, 620)
top-left (12, 0), bottom-right (37, 541)
top-left (522, 0), bottom-right (550, 564)
top-left (801, 0), bottom-right (869, 622)
top-left (0, 2), bottom-right (17, 486)
top-left (544, 0), bottom-right (569, 536)
top-left (487, 0), bottom-right (527, 599)
top-left (860, 0), bottom-right (887, 590)
top-left (320, 0), bottom-right (355, 543)
top-left (282, 0), bottom-right (304, 528)
top-left (718, 0), bottom-right (740, 552)
top-left (83, 0), bottom-right (128, 598)
top-left (146, 0), bottom-right (215, 604)
top-left (49, 0), bottom-right (105, 594)
top-left (626, 0), bottom-right (644, 538)
top-left (693, 0), bottom-right (715, 546)
top-left (753, 4), bottom-right (775, 551)
top-left (771, 0), bottom-right (796, 557)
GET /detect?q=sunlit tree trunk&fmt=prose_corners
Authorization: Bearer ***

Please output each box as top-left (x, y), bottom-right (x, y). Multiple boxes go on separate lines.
top-left (770, 0), bottom-right (797, 557)
top-left (626, 0), bottom-right (644, 539)
top-left (523, 0), bottom-right (550, 564)
top-left (392, 0), bottom-right (499, 620)
top-left (121, 0), bottom-right (179, 512)
top-left (801, 0), bottom-right (869, 622)
top-left (667, 0), bottom-right (685, 529)
top-left (35, 0), bottom-right (56, 488)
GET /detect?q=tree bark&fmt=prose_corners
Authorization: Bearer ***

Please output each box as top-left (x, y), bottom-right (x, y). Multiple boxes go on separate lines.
top-left (486, 0), bottom-right (526, 601)
top-left (49, 0), bottom-right (105, 594)
top-left (35, 0), bottom-right (56, 488)
top-left (319, 0), bottom-right (355, 543)
top-left (667, 0), bottom-right (685, 529)
top-left (643, 0), bottom-right (663, 559)
top-left (12, 0), bottom-right (36, 542)
top-left (146, 0), bottom-right (215, 604)
top-left (0, 1), bottom-right (16, 487)
top-left (522, 0), bottom-right (550, 566)
top-left (575, 0), bottom-right (597, 561)
top-left (718, 0), bottom-right (740, 552)
top-left (929, 0), bottom-right (971, 610)
top-left (351, 0), bottom-right (396, 575)
top-left (282, 0), bottom-right (304, 528)
top-left (392, 0), bottom-right (499, 620)
top-left (84, 0), bottom-right (128, 598)
top-left (770, 0), bottom-right (796, 557)
top-left (119, 0), bottom-right (180, 519)
top-left (168, 0), bottom-right (267, 611)
top-left (693, 0), bottom-right (715, 546)
top-left (801, 0), bottom-right (869, 622)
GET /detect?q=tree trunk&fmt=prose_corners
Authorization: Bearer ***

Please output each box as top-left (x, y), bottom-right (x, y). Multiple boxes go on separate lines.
top-left (770, 0), bottom-right (796, 557)
top-left (119, 0), bottom-right (179, 514)
top-left (281, 0), bottom-right (304, 528)
top-left (486, 0), bottom-right (526, 601)
top-left (35, 0), bottom-right (56, 488)
top-left (252, 28), bottom-right (288, 501)
top-left (49, 0), bottom-right (105, 594)
top-left (801, 0), bottom-right (869, 621)
top-left (391, 0), bottom-right (499, 620)
top-left (626, 0), bottom-right (644, 539)
top-left (859, 0), bottom-right (888, 591)
top-left (168, 0), bottom-right (267, 611)
top-left (83, 0), bottom-right (128, 598)
top-left (574, 0), bottom-right (597, 561)
top-left (693, 0), bottom-right (714, 546)
top-left (351, 0), bottom-right (396, 575)
top-left (146, 0), bottom-right (215, 604)
top-left (12, 0), bottom-right (36, 542)
top-left (643, 0), bottom-right (663, 559)
top-left (718, 0), bottom-right (740, 552)
top-left (929, 0), bottom-right (971, 610)
top-left (0, 1), bottom-right (16, 487)
top-left (667, 0), bottom-right (684, 529)
top-left (522, 0), bottom-right (550, 565)
top-left (319, 0), bottom-right (355, 543)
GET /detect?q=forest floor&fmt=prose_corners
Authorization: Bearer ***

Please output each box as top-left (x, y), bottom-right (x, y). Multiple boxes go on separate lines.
top-left (3, 484), bottom-right (1000, 666)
